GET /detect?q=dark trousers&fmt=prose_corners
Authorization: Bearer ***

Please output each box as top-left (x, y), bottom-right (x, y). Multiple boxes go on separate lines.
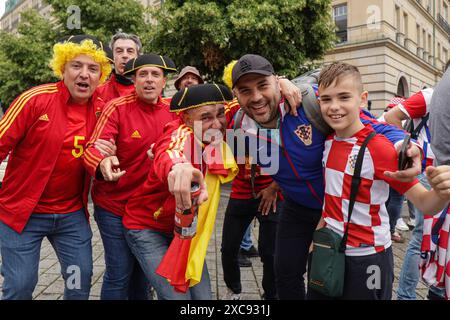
top-left (274, 197), bottom-right (322, 300)
top-left (307, 247), bottom-right (394, 300)
top-left (221, 197), bottom-right (280, 299)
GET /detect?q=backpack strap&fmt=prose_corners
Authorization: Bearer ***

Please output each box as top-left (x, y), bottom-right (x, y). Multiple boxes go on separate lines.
top-left (297, 83), bottom-right (333, 136)
top-left (232, 108), bottom-right (245, 130)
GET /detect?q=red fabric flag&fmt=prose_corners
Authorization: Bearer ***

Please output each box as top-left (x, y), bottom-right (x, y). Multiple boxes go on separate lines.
top-left (156, 236), bottom-right (192, 293)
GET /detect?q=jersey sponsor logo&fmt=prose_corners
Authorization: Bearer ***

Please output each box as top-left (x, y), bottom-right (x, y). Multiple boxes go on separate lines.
top-left (39, 114), bottom-right (50, 121)
top-left (153, 207), bottom-right (163, 219)
top-left (131, 130), bottom-right (142, 139)
top-left (294, 124), bottom-right (312, 146)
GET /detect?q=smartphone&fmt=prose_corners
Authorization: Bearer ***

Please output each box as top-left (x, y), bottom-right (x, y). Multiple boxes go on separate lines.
top-left (398, 133), bottom-right (413, 171)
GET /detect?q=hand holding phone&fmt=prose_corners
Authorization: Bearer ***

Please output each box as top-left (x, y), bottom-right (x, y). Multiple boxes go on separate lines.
top-left (398, 133), bottom-right (413, 171)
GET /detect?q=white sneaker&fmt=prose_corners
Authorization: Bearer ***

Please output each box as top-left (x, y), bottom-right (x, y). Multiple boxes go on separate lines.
top-left (395, 218), bottom-right (409, 231)
top-left (222, 288), bottom-right (241, 300)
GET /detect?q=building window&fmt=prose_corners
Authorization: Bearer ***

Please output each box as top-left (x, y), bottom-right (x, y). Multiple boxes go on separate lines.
top-left (397, 76), bottom-right (409, 97)
top-left (416, 24), bottom-right (421, 45)
top-left (333, 4), bottom-right (347, 43)
top-left (395, 6), bottom-right (401, 31)
top-left (403, 13), bottom-right (408, 37)
top-left (423, 29), bottom-right (426, 49)
top-left (428, 34), bottom-right (432, 54)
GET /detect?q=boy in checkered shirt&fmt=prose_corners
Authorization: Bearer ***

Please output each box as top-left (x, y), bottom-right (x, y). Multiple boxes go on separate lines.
top-left (307, 61), bottom-right (450, 300)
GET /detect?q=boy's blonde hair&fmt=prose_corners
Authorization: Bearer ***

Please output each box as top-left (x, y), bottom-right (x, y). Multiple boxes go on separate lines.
top-left (318, 62), bottom-right (363, 92)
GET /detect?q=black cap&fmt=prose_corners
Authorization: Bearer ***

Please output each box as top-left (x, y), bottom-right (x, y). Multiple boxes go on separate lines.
top-left (170, 83), bottom-right (233, 112)
top-left (232, 54), bottom-right (275, 88)
top-left (123, 53), bottom-right (177, 76)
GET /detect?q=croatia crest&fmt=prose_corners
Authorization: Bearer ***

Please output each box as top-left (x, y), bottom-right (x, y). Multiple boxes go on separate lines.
top-left (347, 153), bottom-right (358, 174)
top-left (294, 124), bottom-right (312, 146)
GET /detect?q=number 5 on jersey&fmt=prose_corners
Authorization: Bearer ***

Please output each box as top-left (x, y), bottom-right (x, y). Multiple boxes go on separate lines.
top-left (72, 135), bottom-right (86, 158)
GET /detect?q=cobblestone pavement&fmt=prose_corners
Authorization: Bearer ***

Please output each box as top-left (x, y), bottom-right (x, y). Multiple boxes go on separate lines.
top-left (0, 158), bottom-right (429, 299)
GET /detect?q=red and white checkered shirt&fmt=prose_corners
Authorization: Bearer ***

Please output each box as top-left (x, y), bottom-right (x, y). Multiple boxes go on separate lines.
top-left (398, 88), bottom-right (435, 169)
top-left (322, 125), bottom-right (419, 256)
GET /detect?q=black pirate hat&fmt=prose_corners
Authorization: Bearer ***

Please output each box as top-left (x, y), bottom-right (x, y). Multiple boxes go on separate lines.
top-left (123, 53), bottom-right (177, 76)
top-left (170, 83), bottom-right (233, 113)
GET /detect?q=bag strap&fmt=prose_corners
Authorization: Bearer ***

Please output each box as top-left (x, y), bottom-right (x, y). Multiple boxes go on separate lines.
top-left (297, 83), bottom-right (333, 136)
top-left (339, 131), bottom-right (377, 252)
top-left (232, 108), bottom-right (245, 130)
top-left (411, 113), bottom-right (429, 140)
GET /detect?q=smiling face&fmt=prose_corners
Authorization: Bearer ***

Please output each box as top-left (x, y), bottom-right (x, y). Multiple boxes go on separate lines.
top-left (319, 73), bottom-right (368, 138)
top-left (182, 104), bottom-right (227, 144)
top-left (233, 73), bottom-right (281, 129)
top-left (133, 66), bottom-right (166, 104)
top-left (113, 39), bottom-right (138, 75)
top-left (63, 54), bottom-right (101, 104)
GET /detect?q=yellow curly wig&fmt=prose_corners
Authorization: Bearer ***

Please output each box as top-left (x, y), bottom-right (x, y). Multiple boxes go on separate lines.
top-left (49, 39), bottom-right (112, 84)
top-left (222, 60), bottom-right (237, 90)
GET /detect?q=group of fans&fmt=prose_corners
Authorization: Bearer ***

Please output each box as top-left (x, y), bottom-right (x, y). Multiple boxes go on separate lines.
top-left (0, 31), bottom-right (449, 301)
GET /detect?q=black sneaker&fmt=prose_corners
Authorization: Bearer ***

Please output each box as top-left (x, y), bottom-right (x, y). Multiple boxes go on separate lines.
top-left (238, 251), bottom-right (252, 267)
top-left (241, 245), bottom-right (259, 258)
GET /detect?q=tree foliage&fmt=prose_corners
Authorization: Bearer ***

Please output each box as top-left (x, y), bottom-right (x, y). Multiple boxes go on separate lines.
top-left (145, 0), bottom-right (336, 81)
top-left (0, 0), bottom-right (335, 106)
top-left (44, 0), bottom-right (146, 44)
top-left (0, 0), bottom-right (147, 107)
top-left (0, 10), bottom-right (58, 106)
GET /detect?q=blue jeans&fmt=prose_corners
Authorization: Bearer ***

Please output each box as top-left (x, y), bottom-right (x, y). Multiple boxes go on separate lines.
top-left (387, 188), bottom-right (404, 234)
top-left (397, 174), bottom-right (446, 299)
top-left (94, 206), bottom-right (150, 300)
top-left (125, 228), bottom-right (212, 300)
top-left (240, 224), bottom-right (253, 251)
top-left (0, 209), bottom-right (92, 300)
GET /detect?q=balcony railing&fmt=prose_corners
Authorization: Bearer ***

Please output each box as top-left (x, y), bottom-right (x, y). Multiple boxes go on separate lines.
top-left (438, 14), bottom-right (450, 38)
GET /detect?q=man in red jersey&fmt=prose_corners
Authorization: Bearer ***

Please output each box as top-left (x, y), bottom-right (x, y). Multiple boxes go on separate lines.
top-left (83, 53), bottom-right (177, 300)
top-left (96, 32), bottom-right (141, 103)
top-left (123, 83), bottom-right (236, 299)
top-left (0, 35), bottom-right (111, 300)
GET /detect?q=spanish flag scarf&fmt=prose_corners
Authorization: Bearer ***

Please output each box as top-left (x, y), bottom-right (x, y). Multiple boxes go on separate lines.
top-left (156, 141), bottom-right (238, 293)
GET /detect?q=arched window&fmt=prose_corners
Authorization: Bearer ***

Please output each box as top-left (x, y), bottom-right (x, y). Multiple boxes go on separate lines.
top-left (397, 76), bottom-right (409, 97)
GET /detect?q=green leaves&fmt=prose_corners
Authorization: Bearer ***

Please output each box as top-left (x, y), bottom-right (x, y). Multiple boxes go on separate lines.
top-left (147, 0), bottom-right (335, 81)
top-left (0, 10), bottom-right (57, 106)
top-left (0, 0), bottom-right (335, 106)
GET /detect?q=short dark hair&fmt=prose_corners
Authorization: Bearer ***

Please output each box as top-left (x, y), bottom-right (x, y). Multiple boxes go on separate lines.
top-left (318, 61), bottom-right (363, 92)
top-left (110, 32), bottom-right (142, 55)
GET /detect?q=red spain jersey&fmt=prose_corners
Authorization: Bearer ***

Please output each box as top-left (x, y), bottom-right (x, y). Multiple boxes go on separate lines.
top-left (322, 125), bottom-right (418, 256)
top-left (123, 119), bottom-right (200, 232)
top-left (34, 102), bottom-right (88, 213)
top-left (0, 81), bottom-right (103, 233)
top-left (83, 93), bottom-right (177, 216)
top-left (96, 73), bottom-right (135, 103)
